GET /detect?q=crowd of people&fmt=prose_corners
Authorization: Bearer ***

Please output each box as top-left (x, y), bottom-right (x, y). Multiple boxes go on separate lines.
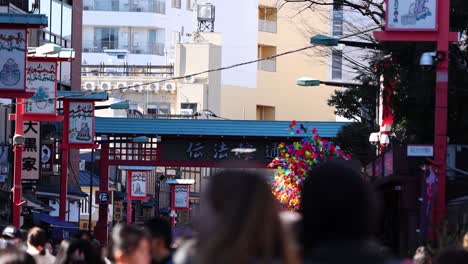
top-left (0, 160), bottom-right (468, 264)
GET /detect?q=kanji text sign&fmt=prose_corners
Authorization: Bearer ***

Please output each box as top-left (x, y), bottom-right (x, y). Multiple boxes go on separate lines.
top-left (22, 121), bottom-right (40, 180)
top-left (0, 29), bottom-right (26, 91)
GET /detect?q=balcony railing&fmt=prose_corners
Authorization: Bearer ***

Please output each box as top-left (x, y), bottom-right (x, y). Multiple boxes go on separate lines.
top-left (83, 41), bottom-right (165, 56)
top-left (81, 64), bottom-right (174, 77)
top-left (84, 0), bottom-right (166, 14)
top-left (258, 59), bottom-right (277, 72)
top-left (258, 19), bottom-right (277, 33)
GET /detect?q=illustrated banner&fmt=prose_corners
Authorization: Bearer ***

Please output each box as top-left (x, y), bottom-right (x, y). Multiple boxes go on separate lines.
top-left (130, 171), bottom-right (147, 199)
top-left (174, 185), bottom-right (190, 209)
top-left (68, 102), bottom-right (94, 144)
top-left (25, 61), bottom-right (57, 115)
top-left (387, 0), bottom-right (437, 31)
top-left (0, 29), bottom-right (26, 91)
top-left (22, 121), bottom-right (40, 180)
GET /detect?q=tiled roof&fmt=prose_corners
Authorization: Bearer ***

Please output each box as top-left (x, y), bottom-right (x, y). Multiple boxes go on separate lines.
top-left (95, 117), bottom-right (349, 138)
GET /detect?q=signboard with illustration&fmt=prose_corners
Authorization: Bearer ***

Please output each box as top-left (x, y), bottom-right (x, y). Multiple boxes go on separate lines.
top-left (25, 61), bottom-right (57, 115)
top-left (0, 29), bottom-right (26, 91)
top-left (68, 102), bottom-right (94, 144)
top-left (22, 121), bottom-right (40, 180)
top-left (387, 0), bottom-right (437, 31)
top-left (174, 185), bottom-right (190, 209)
top-left (130, 171), bottom-right (147, 199)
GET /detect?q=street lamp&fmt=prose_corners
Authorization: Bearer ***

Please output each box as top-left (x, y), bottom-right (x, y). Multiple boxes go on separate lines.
top-left (310, 34), bottom-right (381, 49)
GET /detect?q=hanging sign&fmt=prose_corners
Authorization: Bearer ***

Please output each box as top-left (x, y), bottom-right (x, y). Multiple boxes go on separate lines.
top-left (129, 171), bottom-right (148, 200)
top-left (0, 29), bottom-right (27, 93)
top-left (22, 121), bottom-right (40, 180)
top-left (174, 185), bottom-right (190, 209)
top-left (0, 146), bottom-right (9, 183)
top-left (386, 0), bottom-right (437, 31)
top-left (25, 61), bottom-right (57, 115)
top-left (40, 143), bottom-right (53, 172)
top-left (95, 191), bottom-right (113, 205)
top-left (68, 102), bottom-right (94, 145)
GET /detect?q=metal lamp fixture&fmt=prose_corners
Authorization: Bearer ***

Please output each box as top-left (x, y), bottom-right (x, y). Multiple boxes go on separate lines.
top-left (369, 132), bottom-right (380, 146)
top-left (379, 134), bottom-right (390, 147)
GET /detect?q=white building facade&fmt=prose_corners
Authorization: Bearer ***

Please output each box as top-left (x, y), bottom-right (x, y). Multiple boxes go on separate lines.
top-left (82, 0), bottom-right (196, 66)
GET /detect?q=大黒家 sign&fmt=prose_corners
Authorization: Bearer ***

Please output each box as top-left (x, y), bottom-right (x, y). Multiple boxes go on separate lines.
top-left (22, 121), bottom-right (40, 180)
top-left (25, 61), bottom-right (57, 115)
top-left (68, 102), bottom-right (94, 144)
top-left (387, 0), bottom-right (437, 31)
top-left (0, 29), bottom-right (26, 92)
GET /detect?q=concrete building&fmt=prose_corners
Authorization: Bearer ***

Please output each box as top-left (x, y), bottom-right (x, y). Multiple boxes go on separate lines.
top-left (82, 0), bottom-right (195, 66)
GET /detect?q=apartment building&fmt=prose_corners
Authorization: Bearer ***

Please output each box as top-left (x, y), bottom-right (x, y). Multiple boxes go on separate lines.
top-left (82, 0), bottom-right (195, 65)
top-left (219, 0), bottom-right (336, 121)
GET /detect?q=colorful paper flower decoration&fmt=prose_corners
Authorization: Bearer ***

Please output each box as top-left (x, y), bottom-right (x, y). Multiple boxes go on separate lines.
top-left (269, 121), bottom-right (351, 211)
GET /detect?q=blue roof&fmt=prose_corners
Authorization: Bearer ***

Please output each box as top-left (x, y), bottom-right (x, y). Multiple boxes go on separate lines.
top-left (38, 213), bottom-right (78, 229)
top-left (95, 117), bottom-right (348, 138)
top-left (79, 170), bottom-right (100, 187)
top-left (0, 13), bottom-right (48, 27)
top-left (58, 91), bottom-right (108, 101)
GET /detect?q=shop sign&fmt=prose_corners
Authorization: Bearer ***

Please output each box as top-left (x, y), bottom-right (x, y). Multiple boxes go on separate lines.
top-left (387, 0), bottom-right (437, 31)
top-left (129, 171), bottom-right (147, 200)
top-left (22, 121), bottom-right (40, 180)
top-left (95, 191), bottom-right (112, 205)
top-left (68, 102), bottom-right (94, 145)
top-left (25, 61), bottom-right (57, 115)
top-left (174, 185), bottom-right (190, 209)
top-left (40, 144), bottom-right (53, 172)
top-left (0, 29), bottom-right (27, 92)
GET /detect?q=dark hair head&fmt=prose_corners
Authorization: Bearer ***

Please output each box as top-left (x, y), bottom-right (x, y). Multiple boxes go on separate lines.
top-left (1, 226), bottom-right (23, 240)
top-left (144, 217), bottom-right (172, 249)
top-left (27, 227), bottom-right (48, 256)
top-left (111, 224), bottom-right (149, 258)
top-left (301, 159), bottom-right (380, 249)
top-left (435, 248), bottom-right (468, 264)
top-left (0, 248), bottom-right (35, 264)
top-left (55, 239), bottom-right (104, 264)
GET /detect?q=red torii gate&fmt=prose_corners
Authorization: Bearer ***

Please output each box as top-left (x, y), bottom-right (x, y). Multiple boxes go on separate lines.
top-left (374, 0), bottom-right (458, 236)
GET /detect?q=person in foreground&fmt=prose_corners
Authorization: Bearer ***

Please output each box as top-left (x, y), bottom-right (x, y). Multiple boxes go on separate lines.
top-left (144, 217), bottom-right (174, 264)
top-left (301, 159), bottom-right (396, 264)
top-left (191, 169), bottom-right (299, 264)
top-left (111, 224), bottom-right (151, 264)
top-left (26, 227), bottom-right (55, 264)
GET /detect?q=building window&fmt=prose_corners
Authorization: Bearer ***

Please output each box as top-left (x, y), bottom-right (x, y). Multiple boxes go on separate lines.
top-left (187, 0), bottom-right (193, 10)
top-left (80, 198), bottom-right (89, 215)
top-left (147, 103), bottom-right (171, 115)
top-left (332, 0), bottom-right (344, 36)
top-left (258, 45), bottom-right (277, 72)
top-left (258, 6), bottom-right (277, 33)
top-left (256, 105), bottom-right (275, 120)
top-left (331, 50), bottom-right (343, 80)
top-left (181, 103), bottom-right (197, 114)
top-left (172, 0), bottom-right (181, 9)
top-left (94, 27), bottom-right (119, 50)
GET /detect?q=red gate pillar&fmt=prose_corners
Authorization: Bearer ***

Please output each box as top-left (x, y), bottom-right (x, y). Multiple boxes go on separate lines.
top-left (12, 99), bottom-right (24, 227)
top-left (95, 140), bottom-right (109, 243)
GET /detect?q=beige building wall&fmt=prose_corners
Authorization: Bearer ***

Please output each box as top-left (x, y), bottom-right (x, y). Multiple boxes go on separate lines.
top-left (221, 1), bottom-right (336, 121)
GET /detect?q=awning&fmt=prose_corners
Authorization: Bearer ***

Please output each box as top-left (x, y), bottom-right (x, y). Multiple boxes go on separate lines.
top-left (37, 213), bottom-right (78, 229)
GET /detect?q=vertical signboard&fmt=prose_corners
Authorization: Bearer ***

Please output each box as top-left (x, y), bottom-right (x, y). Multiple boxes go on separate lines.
top-left (22, 121), bottom-right (40, 180)
top-left (386, 0), bottom-right (437, 31)
top-left (25, 61), bottom-right (57, 115)
top-left (68, 102), bottom-right (94, 145)
top-left (0, 29), bottom-right (26, 91)
top-left (0, 146), bottom-right (8, 183)
top-left (40, 143), bottom-right (53, 172)
top-left (130, 171), bottom-right (147, 200)
top-left (174, 185), bottom-right (190, 209)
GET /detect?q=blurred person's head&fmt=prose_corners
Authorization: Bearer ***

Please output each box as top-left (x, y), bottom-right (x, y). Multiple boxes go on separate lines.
top-left (26, 227), bottom-right (48, 256)
top-left (55, 239), bottom-right (104, 264)
top-left (111, 224), bottom-right (151, 264)
top-left (434, 248), bottom-right (468, 264)
top-left (144, 217), bottom-right (172, 261)
top-left (1, 226), bottom-right (23, 247)
top-left (0, 248), bottom-right (35, 264)
top-left (301, 159), bottom-right (379, 250)
top-left (76, 231), bottom-right (91, 241)
top-left (197, 169), bottom-right (299, 264)
top-left (463, 232), bottom-right (468, 251)
top-left (414, 246), bottom-right (432, 264)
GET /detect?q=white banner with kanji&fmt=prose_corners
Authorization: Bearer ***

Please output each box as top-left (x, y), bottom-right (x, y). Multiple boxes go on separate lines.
top-left (0, 29), bottom-right (26, 91)
top-left (25, 61), bottom-right (57, 114)
top-left (22, 121), bottom-right (40, 180)
top-left (130, 171), bottom-right (147, 199)
top-left (68, 102), bottom-right (94, 144)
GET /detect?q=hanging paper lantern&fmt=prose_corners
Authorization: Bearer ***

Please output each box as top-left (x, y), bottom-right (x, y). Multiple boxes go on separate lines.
top-left (269, 121), bottom-right (351, 211)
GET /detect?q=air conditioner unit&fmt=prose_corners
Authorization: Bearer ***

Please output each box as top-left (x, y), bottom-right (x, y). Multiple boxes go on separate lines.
top-left (84, 82), bottom-right (95, 91)
top-left (184, 76), bottom-right (196, 83)
top-left (100, 82), bottom-right (112, 91)
top-left (149, 83), bottom-right (160, 92)
top-left (164, 82), bottom-right (176, 92)
top-left (137, 86), bottom-right (146, 93)
top-left (116, 82), bottom-right (127, 93)
top-left (131, 82), bottom-right (143, 92)
top-left (180, 109), bottom-right (193, 116)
